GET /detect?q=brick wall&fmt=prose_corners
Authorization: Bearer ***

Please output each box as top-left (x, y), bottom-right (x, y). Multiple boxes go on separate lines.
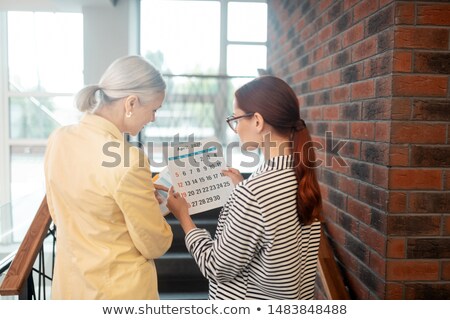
top-left (267, 0), bottom-right (450, 299)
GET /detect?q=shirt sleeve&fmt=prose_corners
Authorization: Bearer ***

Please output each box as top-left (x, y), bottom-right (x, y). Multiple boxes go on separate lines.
top-left (185, 185), bottom-right (264, 283)
top-left (113, 151), bottom-right (173, 259)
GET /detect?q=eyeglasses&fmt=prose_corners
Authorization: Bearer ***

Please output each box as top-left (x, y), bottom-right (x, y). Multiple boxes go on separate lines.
top-left (226, 113), bottom-right (254, 132)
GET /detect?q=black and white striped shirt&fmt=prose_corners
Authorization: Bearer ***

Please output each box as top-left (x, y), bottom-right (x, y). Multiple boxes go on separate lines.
top-left (185, 155), bottom-right (321, 300)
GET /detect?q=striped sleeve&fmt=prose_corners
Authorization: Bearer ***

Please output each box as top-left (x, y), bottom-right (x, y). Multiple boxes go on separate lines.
top-left (185, 185), bottom-right (264, 283)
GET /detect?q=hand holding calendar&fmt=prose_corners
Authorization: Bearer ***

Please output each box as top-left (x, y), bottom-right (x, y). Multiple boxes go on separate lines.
top-left (154, 138), bottom-right (234, 216)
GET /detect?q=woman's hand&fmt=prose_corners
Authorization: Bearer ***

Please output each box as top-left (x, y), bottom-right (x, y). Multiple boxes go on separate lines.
top-left (166, 187), bottom-right (196, 234)
top-left (153, 183), bottom-right (169, 204)
top-left (222, 167), bottom-right (244, 186)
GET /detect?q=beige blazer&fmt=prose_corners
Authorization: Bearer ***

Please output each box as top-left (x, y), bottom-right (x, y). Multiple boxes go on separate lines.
top-left (44, 113), bottom-right (172, 299)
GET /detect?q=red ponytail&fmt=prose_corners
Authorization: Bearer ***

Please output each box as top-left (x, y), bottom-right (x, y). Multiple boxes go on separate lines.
top-left (292, 126), bottom-right (322, 225)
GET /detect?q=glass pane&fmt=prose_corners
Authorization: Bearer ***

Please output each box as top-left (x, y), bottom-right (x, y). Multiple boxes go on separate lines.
top-left (227, 45), bottom-right (267, 76)
top-left (140, 0), bottom-right (220, 74)
top-left (9, 96), bottom-right (82, 139)
top-left (10, 146), bottom-right (46, 234)
top-left (228, 2), bottom-right (267, 42)
top-left (8, 11), bottom-right (83, 93)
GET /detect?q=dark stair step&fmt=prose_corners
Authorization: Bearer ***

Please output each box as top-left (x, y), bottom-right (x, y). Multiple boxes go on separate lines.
top-left (156, 207), bottom-right (222, 299)
top-left (156, 253), bottom-right (208, 293)
top-left (166, 219), bottom-right (218, 253)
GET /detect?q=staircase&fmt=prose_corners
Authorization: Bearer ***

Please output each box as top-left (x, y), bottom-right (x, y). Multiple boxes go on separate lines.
top-left (156, 207), bottom-right (221, 300)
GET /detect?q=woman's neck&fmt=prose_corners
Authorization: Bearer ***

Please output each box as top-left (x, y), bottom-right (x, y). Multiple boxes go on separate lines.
top-left (94, 103), bottom-right (125, 133)
top-left (260, 132), bottom-right (293, 160)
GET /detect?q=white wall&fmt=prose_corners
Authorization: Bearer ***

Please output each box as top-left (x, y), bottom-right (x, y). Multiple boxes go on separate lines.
top-left (83, 0), bottom-right (139, 84)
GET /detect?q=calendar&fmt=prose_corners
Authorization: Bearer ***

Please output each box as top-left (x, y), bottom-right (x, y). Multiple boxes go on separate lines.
top-left (166, 138), bottom-right (234, 215)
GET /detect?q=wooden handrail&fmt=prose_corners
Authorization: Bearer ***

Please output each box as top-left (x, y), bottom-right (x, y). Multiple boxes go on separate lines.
top-left (318, 227), bottom-right (350, 299)
top-left (0, 196), bottom-right (52, 296)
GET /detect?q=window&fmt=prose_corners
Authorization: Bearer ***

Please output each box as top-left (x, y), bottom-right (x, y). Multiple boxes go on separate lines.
top-left (140, 0), bottom-right (268, 170)
top-left (1, 12), bottom-right (83, 246)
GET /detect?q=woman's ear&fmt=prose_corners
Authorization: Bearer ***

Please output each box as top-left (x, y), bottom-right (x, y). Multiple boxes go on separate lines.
top-left (124, 95), bottom-right (138, 115)
top-left (253, 112), bottom-right (265, 133)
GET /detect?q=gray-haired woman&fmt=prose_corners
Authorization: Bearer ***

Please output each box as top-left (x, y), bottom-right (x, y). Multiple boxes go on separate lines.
top-left (44, 55), bottom-right (173, 299)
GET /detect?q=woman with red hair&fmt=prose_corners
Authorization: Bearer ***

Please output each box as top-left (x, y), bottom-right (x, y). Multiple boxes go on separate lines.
top-left (168, 76), bottom-right (322, 300)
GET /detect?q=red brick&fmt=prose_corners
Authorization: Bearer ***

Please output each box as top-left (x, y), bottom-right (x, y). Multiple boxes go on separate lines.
top-left (306, 107), bottom-right (322, 121)
top-left (375, 122), bottom-right (390, 142)
top-left (346, 272), bottom-right (370, 299)
top-left (352, 36), bottom-right (378, 62)
top-left (311, 76), bottom-right (324, 91)
top-left (343, 22), bottom-right (364, 48)
top-left (319, 25), bottom-right (333, 43)
top-left (331, 86), bottom-right (350, 103)
top-left (395, 27), bottom-right (449, 49)
top-left (340, 140), bottom-right (361, 159)
top-left (388, 192), bottom-right (407, 213)
top-left (339, 175), bottom-right (358, 198)
top-left (369, 251), bottom-right (386, 278)
top-left (417, 4), bottom-right (450, 26)
top-left (380, 0), bottom-right (394, 7)
top-left (331, 154), bottom-right (350, 175)
top-left (293, 70), bottom-right (307, 84)
top-left (376, 76), bottom-right (391, 97)
top-left (389, 144), bottom-right (409, 167)
top-left (389, 169), bottom-right (442, 190)
top-left (316, 56), bottom-right (332, 74)
top-left (326, 221), bottom-right (346, 246)
top-left (388, 215), bottom-right (441, 236)
top-left (393, 75), bottom-right (448, 97)
top-left (298, 96), bottom-right (305, 108)
top-left (359, 183), bottom-right (388, 211)
top-left (351, 80), bottom-right (375, 100)
top-left (314, 46), bottom-right (324, 61)
top-left (347, 197), bottom-right (371, 224)
top-left (354, 0), bottom-right (379, 22)
top-left (387, 260), bottom-right (439, 281)
top-left (319, 0), bottom-right (334, 13)
top-left (444, 216), bottom-right (450, 236)
top-left (351, 122), bottom-right (375, 140)
top-left (409, 192), bottom-right (450, 214)
top-left (395, 2), bottom-right (415, 25)
top-left (443, 261), bottom-right (450, 280)
top-left (305, 36), bottom-right (318, 52)
top-left (322, 201), bottom-right (337, 223)
top-left (362, 99), bottom-right (390, 120)
top-left (391, 98), bottom-right (411, 120)
top-left (330, 122), bottom-right (349, 139)
top-left (373, 164), bottom-right (388, 188)
top-left (391, 122), bottom-right (447, 144)
top-left (328, 70), bottom-right (341, 88)
top-left (387, 237), bottom-right (406, 258)
top-left (385, 282), bottom-right (404, 299)
top-left (323, 106), bottom-right (339, 120)
top-left (393, 51), bottom-right (412, 72)
top-left (358, 224), bottom-right (386, 256)
top-left (364, 53), bottom-right (392, 78)
top-left (446, 171), bottom-right (450, 190)
top-left (344, 0), bottom-right (359, 11)
top-left (414, 52), bottom-right (450, 74)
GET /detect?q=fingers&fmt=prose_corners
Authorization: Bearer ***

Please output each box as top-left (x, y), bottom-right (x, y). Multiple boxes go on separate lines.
top-left (155, 192), bottom-right (164, 204)
top-left (223, 167), bottom-right (242, 176)
top-left (168, 186), bottom-right (180, 199)
top-left (154, 183), bottom-right (169, 192)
